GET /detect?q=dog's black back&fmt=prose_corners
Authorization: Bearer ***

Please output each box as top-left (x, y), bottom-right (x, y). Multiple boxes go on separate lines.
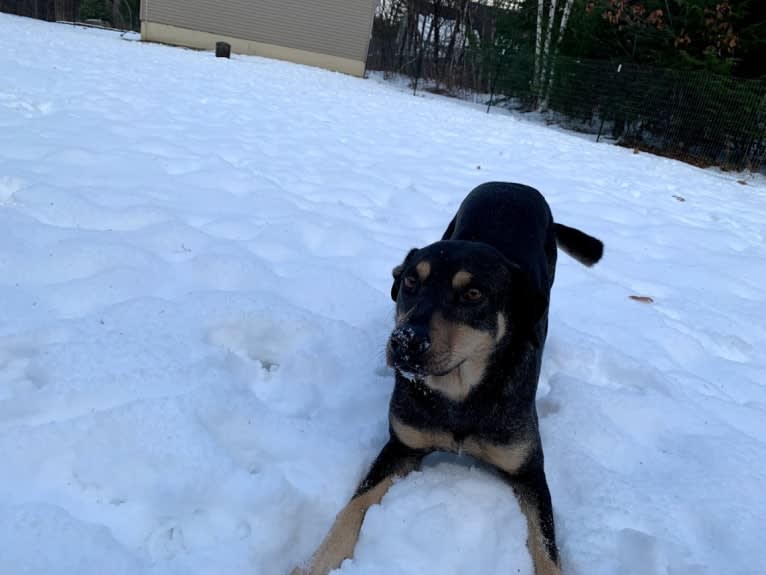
top-left (442, 182), bottom-right (557, 295)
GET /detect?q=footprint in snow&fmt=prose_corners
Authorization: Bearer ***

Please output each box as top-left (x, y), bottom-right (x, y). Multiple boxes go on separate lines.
top-left (537, 393), bottom-right (561, 418)
top-left (0, 176), bottom-right (26, 203)
top-left (615, 528), bottom-right (706, 575)
top-left (207, 315), bottom-right (311, 378)
top-left (148, 521), bottom-right (186, 560)
top-left (148, 510), bottom-right (251, 560)
top-left (0, 344), bottom-right (47, 401)
top-left (616, 529), bottom-right (665, 575)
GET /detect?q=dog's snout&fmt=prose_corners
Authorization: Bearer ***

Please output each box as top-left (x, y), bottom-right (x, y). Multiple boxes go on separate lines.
top-left (390, 325), bottom-right (431, 354)
top-left (388, 325), bottom-right (431, 371)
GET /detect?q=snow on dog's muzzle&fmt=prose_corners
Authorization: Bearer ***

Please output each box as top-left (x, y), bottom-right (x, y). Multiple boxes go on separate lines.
top-left (387, 325), bottom-right (431, 377)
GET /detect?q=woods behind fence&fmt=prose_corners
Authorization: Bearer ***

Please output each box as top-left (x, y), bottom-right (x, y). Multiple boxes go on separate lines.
top-left (0, 0), bottom-right (138, 30)
top-left (368, 0), bottom-right (766, 171)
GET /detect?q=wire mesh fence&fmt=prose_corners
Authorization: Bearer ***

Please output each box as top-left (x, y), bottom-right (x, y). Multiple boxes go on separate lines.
top-left (0, 0), bottom-right (138, 30)
top-left (523, 58), bottom-right (766, 171)
top-left (0, 0), bottom-right (79, 21)
top-left (368, 14), bottom-right (766, 172)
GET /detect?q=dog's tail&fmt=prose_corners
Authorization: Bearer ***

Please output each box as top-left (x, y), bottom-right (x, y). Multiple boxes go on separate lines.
top-left (554, 223), bottom-right (604, 267)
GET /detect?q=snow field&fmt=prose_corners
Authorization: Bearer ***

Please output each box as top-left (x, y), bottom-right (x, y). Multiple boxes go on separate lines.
top-left (1, 13), bottom-right (765, 575)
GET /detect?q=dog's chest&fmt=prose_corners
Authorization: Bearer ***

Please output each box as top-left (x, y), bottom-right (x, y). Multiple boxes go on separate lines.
top-left (391, 377), bottom-right (518, 439)
top-left (390, 415), bottom-right (530, 473)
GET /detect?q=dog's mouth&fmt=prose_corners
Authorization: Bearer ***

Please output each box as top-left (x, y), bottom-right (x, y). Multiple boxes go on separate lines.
top-left (387, 325), bottom-right (467, 381)
top-left (388, 354), bottom-right (428, 380)
top-left (392, 357), bottom-right (465, 381)
top-left (394, 366), bottom-right (426, 382)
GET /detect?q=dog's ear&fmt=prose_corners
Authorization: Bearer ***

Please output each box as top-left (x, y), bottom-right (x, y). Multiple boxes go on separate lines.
top-left (506, 264), bottom-right (549, 347)
top-left (391, 248), bottom-right (419, 301)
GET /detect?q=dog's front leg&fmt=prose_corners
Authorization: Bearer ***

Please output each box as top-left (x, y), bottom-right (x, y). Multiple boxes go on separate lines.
top-left (506, 466), bottom-right (561, 575)
top-left (291, 436), bottom-right (424, 575)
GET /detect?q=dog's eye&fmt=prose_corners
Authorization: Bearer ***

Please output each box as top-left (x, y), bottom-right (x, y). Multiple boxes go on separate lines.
top-left (463, 288), bottom-right (483, 302)
top-left (403, 276), bottom-right (418, 290)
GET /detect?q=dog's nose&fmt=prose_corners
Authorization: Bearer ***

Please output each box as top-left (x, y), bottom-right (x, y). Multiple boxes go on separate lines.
top-left (389, 325), bottom-right (431, 366)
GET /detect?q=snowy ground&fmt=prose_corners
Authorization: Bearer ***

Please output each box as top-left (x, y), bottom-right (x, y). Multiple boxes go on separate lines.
top-left (1, 13), bottom-right (765, 575)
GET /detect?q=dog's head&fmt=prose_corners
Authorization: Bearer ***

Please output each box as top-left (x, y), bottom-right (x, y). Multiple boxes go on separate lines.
top-left (387, 241), bottom-right (547, 389)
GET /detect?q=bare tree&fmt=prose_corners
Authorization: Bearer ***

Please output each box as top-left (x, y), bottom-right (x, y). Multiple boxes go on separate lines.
top-left (533, 0), bottom-right (545, 97)
top-left (538, 0), bottom-right (558, 94)
top-left (533, 0), bottom-right (576, 108)
top-left (540, 0), bottom-right (576, 106)
top-left (369, 0), bottom-right (515, 96)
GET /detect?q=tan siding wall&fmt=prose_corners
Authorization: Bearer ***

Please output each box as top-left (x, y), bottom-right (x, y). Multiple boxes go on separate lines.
top-left (140, 21), bottom-right (367, 76)
top-left (141, 0), bottom-right (376, 63)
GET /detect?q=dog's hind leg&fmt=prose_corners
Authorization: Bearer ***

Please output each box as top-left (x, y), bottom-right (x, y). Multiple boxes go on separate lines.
top-left (507, 466), bottom-right (561, 575)
top-left (292, 436), bottom-right (424, 575)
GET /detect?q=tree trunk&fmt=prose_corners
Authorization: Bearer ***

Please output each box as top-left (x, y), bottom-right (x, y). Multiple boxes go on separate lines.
top-left (460, 0), bottom-right (471, 91)
top-left (538, 0), bottom-right (558, 107)
top-left (534, 0), bottom-right (546, 100)
top-left (414, 10), bottom-right (435, 94)
top-left (432, 0), bottom-right (441, 85)
top-left (558, 0), bottom-right (575, 39)
top-left (397, 14), bottom-right (410, 69)
top-left (112, 0), bottom-right (121, 27)
top-left (541, 0), bottom-right (576, 107)
top-left (444, 0), bottom-right (467, 89)
top-left (399, 0), bottom-right (418, 70)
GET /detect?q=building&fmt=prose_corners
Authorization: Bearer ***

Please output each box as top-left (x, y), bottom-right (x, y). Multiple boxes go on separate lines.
top-left (139, 0), bottom-right (378, 77)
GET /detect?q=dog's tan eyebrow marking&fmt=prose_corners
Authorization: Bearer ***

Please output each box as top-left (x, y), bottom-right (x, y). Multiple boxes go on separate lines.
top-left (451, 270), bottom-right (473, 289)
top-left (416, 261), bottom-right (431, 281)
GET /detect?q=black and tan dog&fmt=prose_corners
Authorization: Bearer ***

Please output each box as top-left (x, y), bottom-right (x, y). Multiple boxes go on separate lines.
top-left (293, 182), bottom-right (603, 575)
